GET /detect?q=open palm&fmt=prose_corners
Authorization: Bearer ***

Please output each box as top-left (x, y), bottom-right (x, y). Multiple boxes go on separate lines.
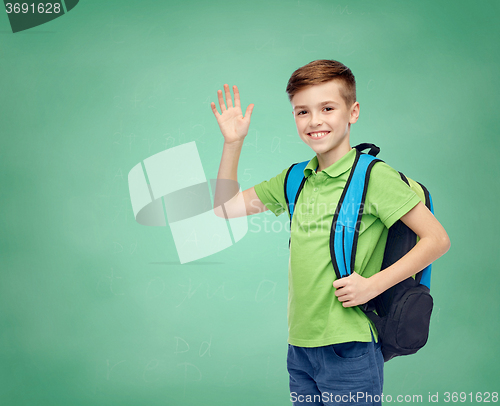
top-left (211, 84), bottom-right (254, 144)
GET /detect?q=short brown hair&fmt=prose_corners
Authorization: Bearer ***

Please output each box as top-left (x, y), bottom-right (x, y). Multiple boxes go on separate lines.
top-left (286, 60), bottom-right (356, 107)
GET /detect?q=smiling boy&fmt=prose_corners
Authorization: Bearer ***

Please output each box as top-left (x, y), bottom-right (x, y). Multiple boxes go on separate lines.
top-left (291, 78), bottom-right (355, 170)
top-left (211, 60), bottom-right (450, 405)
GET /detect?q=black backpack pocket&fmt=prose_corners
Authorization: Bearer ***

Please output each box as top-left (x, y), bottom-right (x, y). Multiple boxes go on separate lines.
top-left (393, 286), bottom-right (433, 350)
top-left (364, 281), bottom-right (433, 362)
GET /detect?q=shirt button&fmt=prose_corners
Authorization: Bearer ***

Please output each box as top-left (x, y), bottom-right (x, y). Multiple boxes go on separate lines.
top-left (313, 188), bottom-right (318, 192)
top-left (311, 198), bottom-right (315, 202)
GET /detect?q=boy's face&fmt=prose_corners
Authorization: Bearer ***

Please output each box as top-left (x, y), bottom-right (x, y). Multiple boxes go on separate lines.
top-left (291, 80), bottom-right (359, 161)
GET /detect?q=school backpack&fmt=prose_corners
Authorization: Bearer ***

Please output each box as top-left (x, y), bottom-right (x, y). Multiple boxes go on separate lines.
top-left (283, 143), bottom-right (434, 362)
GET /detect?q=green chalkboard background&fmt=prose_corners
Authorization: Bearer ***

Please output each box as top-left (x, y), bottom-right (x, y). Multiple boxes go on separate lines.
top-left (1, 0), bottom-right (499, 405)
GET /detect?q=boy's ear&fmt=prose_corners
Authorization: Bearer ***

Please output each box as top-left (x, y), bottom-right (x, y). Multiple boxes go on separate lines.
top-left (349, 102), bottom-right (360, 124)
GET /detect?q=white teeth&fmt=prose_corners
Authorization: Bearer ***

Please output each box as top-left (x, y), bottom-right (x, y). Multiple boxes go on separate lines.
top-left (309, 132), bottom-right (329, 138)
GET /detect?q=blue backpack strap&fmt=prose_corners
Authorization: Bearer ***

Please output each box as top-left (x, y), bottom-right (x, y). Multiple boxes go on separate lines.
top-left (396, 175), bottom-right (434, 290)
top-left (284, 159), bottom-right (311, 249)
top-left (284, 160), bottom-right (310, 222)
top-left (330, 150), bottom-right (382, 279)
top-left (416, 183), bottom-right (434, 289)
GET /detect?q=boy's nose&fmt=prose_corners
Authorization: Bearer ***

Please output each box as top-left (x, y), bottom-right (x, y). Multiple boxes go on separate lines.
top-left (310, 114), bottom-right (323, 127)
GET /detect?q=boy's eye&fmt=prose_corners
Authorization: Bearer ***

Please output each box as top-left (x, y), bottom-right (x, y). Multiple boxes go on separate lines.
top-left (297, 110), bottom-right (307, 115)
top-left (323, 107), bottom-right (334, 112)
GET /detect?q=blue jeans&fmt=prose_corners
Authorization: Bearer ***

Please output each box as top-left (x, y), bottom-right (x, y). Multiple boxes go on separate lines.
top-left (287, 333), bottom-right (384, 405)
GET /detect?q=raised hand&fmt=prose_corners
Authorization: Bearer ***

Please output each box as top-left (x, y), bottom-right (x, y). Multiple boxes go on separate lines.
top-left (211, 84), bottom-right (254, 144)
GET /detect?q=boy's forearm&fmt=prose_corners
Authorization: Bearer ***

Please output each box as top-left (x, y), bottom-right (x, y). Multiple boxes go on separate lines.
top-left (370, 201), bottom-right (451, 296)
top-left (333, 233), bottom-right (449, 308)
top-left (370, 234), bottom-right (450, 297)
top-left (334, 201), bottom-right (450, 307)
top-left (213, 140), bottom-right (244, 209)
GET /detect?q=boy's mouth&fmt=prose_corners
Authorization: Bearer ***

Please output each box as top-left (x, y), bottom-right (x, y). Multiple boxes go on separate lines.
top-left (307, 131), bottom-right (330, 140)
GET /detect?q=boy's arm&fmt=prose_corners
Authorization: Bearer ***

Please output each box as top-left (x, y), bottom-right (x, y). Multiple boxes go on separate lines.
top-left (210, 84), bottom-right (268, 218)
top-left (333, 201), bottom-right (451, 307)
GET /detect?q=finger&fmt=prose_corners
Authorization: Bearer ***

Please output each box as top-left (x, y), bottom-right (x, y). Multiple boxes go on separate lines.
top-left (233, 85), bottom-right (241, 109)
top-left (337, 293), bottom-right (350, 302)
top-left (210, 102), bottom-right (220, 118)
top-left (224, 84), bottom-right (233, 108)
top-left (217, 89), bottom-right (226, 112)
top-left (333, 279), bottom-right (346, 289)
top-left (244, 103), bottom-right (254, 120)
top-left (334, 287), bottom-right (348, 298)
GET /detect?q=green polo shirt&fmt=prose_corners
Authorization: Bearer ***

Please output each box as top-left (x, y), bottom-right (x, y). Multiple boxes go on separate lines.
top-left (254, 148), bottom-right (421, 347)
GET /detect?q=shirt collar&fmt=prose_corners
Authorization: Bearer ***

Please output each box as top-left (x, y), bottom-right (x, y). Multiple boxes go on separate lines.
top-left (303, 148), bottom-right (357, 179)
